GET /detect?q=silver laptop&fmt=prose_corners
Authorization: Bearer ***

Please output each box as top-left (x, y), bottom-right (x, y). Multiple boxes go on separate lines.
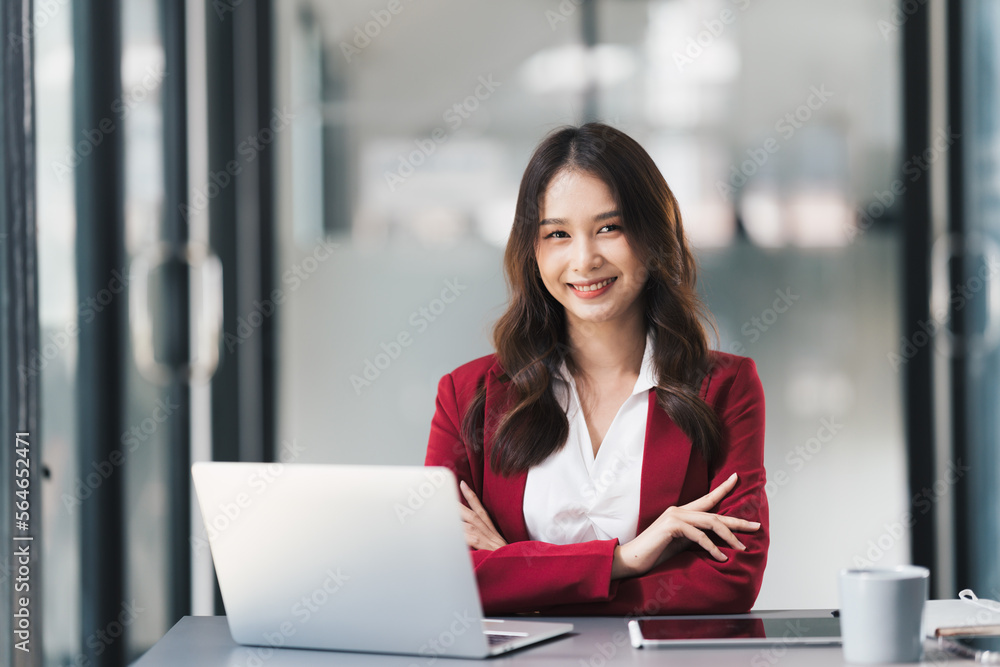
top-left (191, 462), bottom-right (573, 659)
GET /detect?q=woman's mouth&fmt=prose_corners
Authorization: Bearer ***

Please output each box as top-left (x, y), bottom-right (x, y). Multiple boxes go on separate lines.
top-left (568, 276), bottom-right (617, 298)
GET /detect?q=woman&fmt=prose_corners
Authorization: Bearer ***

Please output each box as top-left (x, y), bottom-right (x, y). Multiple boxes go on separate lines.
top-left (424, 122), bottom-right (768, 616)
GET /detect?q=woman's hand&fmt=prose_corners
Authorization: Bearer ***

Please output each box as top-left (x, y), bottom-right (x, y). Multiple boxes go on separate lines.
top-left (611, 472), bottom-right (760, 580)
top-left (458, 480), bottom-right (507, 551)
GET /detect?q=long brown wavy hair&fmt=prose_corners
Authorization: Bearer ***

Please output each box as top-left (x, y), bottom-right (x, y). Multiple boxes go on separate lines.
top-left (461, 122), bottom-right (722, 476)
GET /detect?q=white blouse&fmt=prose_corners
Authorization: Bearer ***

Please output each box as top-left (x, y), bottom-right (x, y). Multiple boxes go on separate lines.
top-left (522, 333), bottom-right (657, 545)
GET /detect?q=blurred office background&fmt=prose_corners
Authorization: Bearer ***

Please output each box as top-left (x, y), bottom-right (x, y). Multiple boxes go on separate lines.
top-left (1, 0), bottom-right (998, 664)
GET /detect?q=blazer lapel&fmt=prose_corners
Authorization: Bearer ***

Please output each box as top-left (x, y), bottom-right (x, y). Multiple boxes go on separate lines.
top-left (636, 388), bottom-right (693, 534)
top-left (481, 361), bottom-right (531, 543)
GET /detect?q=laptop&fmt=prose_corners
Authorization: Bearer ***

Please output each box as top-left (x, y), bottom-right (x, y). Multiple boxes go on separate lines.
top-left (190, 462), bottom-right (573, 659)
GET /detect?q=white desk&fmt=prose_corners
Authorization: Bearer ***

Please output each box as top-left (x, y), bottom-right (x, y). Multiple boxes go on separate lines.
top-left (132, 610), bottom-right (964, 666)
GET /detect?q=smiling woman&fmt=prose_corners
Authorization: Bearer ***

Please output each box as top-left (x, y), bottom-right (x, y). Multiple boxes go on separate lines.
top-left (424, 122), bottom-right (769, 615)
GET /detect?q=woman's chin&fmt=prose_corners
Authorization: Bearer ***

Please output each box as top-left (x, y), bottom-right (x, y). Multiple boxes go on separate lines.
top-left (565, 308), bottom-right (621, 327)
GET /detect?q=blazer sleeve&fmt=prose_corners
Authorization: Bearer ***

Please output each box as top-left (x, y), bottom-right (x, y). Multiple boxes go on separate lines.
top-left (534, 357), bottom-right (770, 616)
top-left (424, 371), bottom-right (620, 614)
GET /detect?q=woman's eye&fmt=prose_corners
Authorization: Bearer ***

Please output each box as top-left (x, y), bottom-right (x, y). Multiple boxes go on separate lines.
top-left (544, 224), bottom-right (619, 239)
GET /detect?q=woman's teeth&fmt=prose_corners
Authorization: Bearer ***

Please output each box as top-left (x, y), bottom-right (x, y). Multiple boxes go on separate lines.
top-left (571, 277), bottom-right (616, 292)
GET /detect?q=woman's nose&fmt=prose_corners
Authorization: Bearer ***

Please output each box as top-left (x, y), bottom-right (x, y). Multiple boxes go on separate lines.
top-left (572, 236), bottom-right (602, 272)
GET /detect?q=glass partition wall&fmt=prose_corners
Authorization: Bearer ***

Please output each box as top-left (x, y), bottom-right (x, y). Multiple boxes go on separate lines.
top-left (37, 0), bottom-right (177, 663)
top-left (957, 0), bottom-right (1000, 598)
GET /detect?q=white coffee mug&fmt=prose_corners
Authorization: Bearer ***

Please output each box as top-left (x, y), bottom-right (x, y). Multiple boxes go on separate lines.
top-left (838, 565), bottom-right (930, 664)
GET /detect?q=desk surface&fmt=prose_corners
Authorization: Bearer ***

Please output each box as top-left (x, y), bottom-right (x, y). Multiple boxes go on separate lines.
top-left (133, 611), bottom-right (961, 666)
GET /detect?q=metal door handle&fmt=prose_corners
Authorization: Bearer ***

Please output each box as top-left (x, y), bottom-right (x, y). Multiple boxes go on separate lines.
top-left (930, 231), bottom-right (1000, 357)
top-left (129, 242), bottom-right (223, 385)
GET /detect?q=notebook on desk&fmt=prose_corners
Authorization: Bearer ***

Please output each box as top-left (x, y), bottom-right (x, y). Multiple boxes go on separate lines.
top-left (925, 594), bottom-right (1000, 637)
top-left (190, 462), bottom-right (573, 659)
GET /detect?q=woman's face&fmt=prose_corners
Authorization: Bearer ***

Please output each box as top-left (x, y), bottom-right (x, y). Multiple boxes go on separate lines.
top-left (535, 169), bottom-right (648, 333)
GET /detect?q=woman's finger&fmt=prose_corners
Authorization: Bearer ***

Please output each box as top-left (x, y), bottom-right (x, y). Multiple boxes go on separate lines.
top-left (683, 473), bottom-right (737, 512)
top-left (693, 514), bottom-right (745, 552)
top-left (460, 500), bottom-right (506, 549)
top-left (463, 519), bottom-right (504, 551)
top-left (464, 521), bottom-right (491, 549)
top-left (673, 509), bottom-right (755, 550)
top-left (459, 480), bottom-right (488, 522)
top-left (460, 505), bottom-right (503, 545)
top-left (679, 523), bottom-right (728, 562)
top-left (459, 504), bottom-right (488, 531)
top-left (460, 480), bottom-right (500, 532)
top-left (716, 515), bottom-right (762, 532)
top-left (458, 480), bottom-right (507, 550)
top-left (464, 523), bottom-right (487, 550)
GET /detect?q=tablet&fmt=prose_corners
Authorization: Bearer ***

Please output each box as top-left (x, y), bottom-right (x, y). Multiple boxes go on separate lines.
top-left (628, 614), bottom-right (842, 648)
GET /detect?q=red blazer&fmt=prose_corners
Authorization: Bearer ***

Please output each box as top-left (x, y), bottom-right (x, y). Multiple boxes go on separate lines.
top-left (424, 350), bottom-right (769, 616)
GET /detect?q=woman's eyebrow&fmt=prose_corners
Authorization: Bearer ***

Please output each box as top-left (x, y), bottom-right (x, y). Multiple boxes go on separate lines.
top-left (539, 210), bottom-right (621, 226)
